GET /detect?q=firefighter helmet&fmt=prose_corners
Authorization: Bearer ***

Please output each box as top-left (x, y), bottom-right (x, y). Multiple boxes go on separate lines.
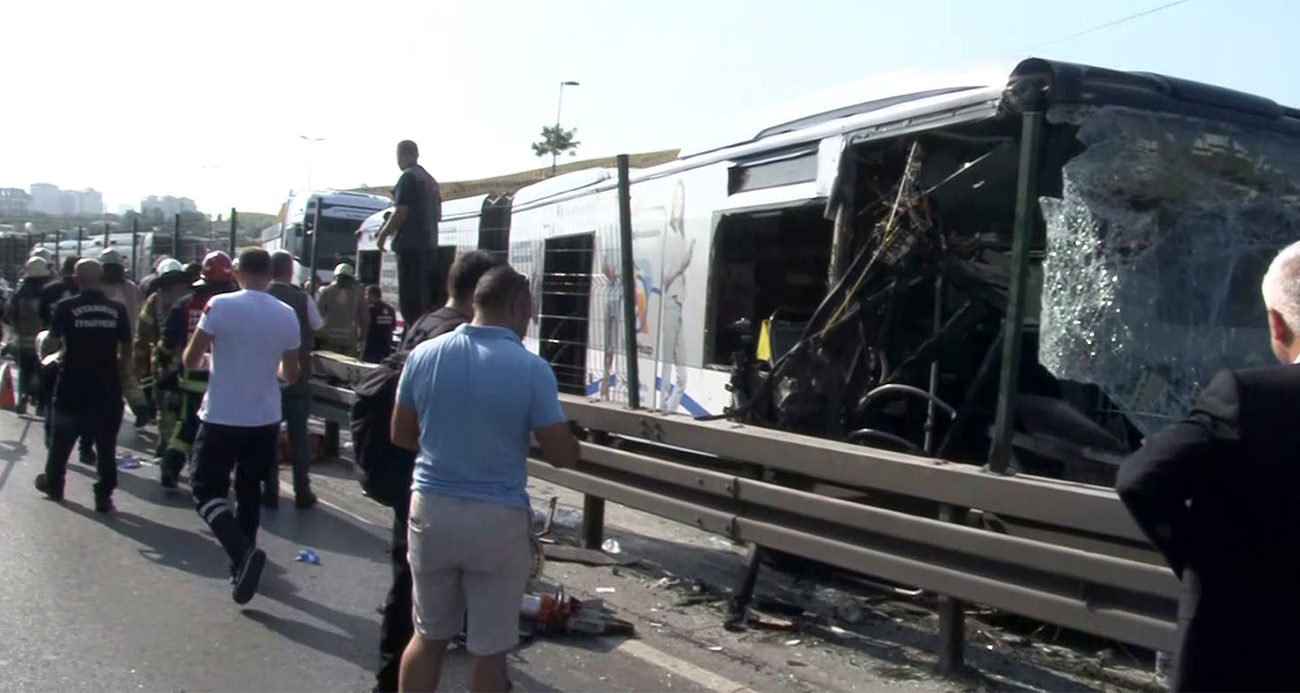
top-left (201, 251), bottom-right (235, 284)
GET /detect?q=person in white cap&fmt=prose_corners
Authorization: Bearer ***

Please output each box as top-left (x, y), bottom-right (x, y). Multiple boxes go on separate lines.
top-left (5, 256), bottom-right (53, 414)
top-left (317, 262), bottom-right (365, 356)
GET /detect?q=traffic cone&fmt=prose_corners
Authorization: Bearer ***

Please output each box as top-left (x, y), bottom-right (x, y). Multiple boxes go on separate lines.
top-left (0, 364), bottom-right (16, 410)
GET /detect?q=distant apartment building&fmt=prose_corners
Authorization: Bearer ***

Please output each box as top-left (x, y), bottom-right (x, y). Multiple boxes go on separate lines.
top-left (0, 188), bottom-right (31, 216)
top-left (29, 183), bottom-right (60, 214)
top-left (140, 195), bottom-right (198, 218)
top-left (27, 184), bottom-right (103, 216)
top-left (79, 189), bottom-right (103, 215)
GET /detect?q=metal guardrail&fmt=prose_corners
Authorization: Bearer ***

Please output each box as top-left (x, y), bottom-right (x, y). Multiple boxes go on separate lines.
top-left (309, 377), bottom-right (1179, 655)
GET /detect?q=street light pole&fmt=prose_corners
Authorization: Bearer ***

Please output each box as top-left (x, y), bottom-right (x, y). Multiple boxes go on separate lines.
top-left (552, 80), bottom-right (580, 175)
top-left (300, 135), bottom-right (325, 192)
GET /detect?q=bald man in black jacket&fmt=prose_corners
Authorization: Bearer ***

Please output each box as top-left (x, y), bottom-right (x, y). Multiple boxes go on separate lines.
top-left (1117, 240), bottom-right (1300, 692)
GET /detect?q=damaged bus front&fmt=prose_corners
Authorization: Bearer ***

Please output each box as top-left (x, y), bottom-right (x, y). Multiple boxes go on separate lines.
top-left (729, 58), bottom-right (1300, 484)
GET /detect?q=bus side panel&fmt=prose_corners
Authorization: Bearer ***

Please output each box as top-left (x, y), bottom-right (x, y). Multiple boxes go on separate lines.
top-left (510, 162), bottom-right (727, 415)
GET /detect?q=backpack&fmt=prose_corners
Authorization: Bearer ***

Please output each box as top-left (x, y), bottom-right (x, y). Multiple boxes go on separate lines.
top-left (351, 309), bottom-right (467, 507)
top-left (350, 350), bottom-right (415, 508)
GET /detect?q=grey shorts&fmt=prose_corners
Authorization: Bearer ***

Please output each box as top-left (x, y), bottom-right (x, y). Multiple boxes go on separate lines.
top-left (408, 491), bottom-right (532, 655)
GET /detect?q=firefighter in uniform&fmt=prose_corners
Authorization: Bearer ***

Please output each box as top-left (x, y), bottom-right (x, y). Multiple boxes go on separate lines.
top-left (37, 256), bottom-right (95, 462)
top-left (6, 256), bottom-right (52, 414)
top-left (317, 263), bottom-right (365, 356)
top-left (156, 251), bottom-right (237, 488)
top-left (33, 259), bottom-right (132, 512)
top-left (134, 258), bottom-right (187, 459)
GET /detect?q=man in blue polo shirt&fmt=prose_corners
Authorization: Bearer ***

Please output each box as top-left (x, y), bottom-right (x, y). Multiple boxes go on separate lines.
top-left (391, 264), bottom-right (577, 693)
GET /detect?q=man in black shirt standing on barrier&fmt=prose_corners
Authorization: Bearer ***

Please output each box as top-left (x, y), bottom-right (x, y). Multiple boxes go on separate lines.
top-left (34, 259), bottom-right (132, 513)
top-left (375, 139), bottom-right (441, 325)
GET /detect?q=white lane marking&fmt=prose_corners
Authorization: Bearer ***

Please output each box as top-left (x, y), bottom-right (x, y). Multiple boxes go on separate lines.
top-left (614, 639), bottom-right (757, 693)
top-left (318, 497), bottom-right (386, 529)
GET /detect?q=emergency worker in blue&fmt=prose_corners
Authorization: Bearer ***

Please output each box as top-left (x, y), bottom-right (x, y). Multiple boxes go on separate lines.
top-left (34, 259), bottom-right (132, 512)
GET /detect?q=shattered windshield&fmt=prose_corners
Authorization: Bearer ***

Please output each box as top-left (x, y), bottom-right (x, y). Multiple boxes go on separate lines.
top-left (1038, 105), bottom-right (1300, 436)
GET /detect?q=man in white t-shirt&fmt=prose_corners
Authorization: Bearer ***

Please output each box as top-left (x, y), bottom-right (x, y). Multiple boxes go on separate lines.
top-left (182, 247), bottom-right (301, 605)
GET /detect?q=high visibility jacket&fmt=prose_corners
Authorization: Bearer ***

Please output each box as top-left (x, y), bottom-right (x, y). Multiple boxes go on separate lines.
top-left (156, 284), bottom-right (234, 389)
top-left (136, 285), bottom-right (187, 380)
top-left (317, 280), bottom-right (364, 352)
top-left (6, 277), bottom-right (49, 349)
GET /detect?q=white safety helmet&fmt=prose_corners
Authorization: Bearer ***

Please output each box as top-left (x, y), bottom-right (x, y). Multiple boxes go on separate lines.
top-left (333, 263), bottom-right (356, 278)
top-left (31, 247), bottom-right (53, 263)
top-left (25, 256), bottom-right (50, 279)
top-left (156, 258), bottom-right (184, 275)
top-left (99, 248), bottom-right (125, 266)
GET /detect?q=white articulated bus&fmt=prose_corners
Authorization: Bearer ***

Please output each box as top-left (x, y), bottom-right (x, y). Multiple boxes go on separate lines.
top-left (263, 189), bottom-right (393, 285)
top-left (363, 58), bottom-right (1300, 484)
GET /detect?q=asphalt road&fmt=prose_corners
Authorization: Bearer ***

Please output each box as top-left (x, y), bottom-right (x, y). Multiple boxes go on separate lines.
top-left (0, 409), bottom-right (823, 693)
top-left (0, 405), bottom-right (1150, 693)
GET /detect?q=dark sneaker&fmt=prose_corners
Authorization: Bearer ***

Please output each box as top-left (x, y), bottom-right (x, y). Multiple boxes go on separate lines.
top-left (94, 495), bottom-right (114, 514)
top-left (33, 473), bottom-right (62, 502)
top-left (294, 490), bottom-right (318, 509)
top-left (160, 468), bottom-right (178, 489)
top-left (80, 450), bottom-right (96, 466)
top-left (15, 397), bottom-right (28, 416)
top-left (232, 547), bottom-right (267, 605)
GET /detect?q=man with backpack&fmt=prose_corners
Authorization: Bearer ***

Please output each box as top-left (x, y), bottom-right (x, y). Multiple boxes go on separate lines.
top-left (350, 250), bottom-right (498, 693)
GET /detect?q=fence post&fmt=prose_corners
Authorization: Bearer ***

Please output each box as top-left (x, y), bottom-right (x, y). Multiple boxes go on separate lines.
top-left (103, 221), bottom-right (110, 249)
top-left (54, 229), bottom-right (61, 267)
top-left (229, 208), bottom-right (238, 255)
top-left (172, 214), bottom-right (181, 261)
top-left (131, 218), bottom-right (139, 276)
top-left (308, 197), bottom-right (322, 292)
top-left (577, 153), bottom-right (641, 552)
top-left (987, 108), bottom-right (1044, 475)
top-left (617, 154), bottom-right (640, 410)
top-left (76, 227), bottom-right (82, 257)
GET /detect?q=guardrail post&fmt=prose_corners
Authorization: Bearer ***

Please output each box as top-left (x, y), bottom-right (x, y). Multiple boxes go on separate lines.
top-left (172, 214), bottom-right (180, 260)
top-left (936, 504), bottom-right (968, 674)
top-left (582, 494), bottom-right (606, 549)
top-left (582, 430), bottom-right (614, 549)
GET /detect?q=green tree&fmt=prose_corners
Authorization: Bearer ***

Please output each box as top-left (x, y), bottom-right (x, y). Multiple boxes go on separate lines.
top-left (531, 125), bottom-right (581, 164)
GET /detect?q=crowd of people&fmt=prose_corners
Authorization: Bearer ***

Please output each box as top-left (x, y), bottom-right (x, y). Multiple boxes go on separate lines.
top-left (6, 139), bottom-right (580, 693)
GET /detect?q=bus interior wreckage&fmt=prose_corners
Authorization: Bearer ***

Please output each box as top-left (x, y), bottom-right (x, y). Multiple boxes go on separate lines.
top-left (713, 59), bottom-right (1300, 486)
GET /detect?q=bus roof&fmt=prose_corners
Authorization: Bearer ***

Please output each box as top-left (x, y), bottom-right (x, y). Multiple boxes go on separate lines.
top-left (507, 57), bottom-right (1300, 215)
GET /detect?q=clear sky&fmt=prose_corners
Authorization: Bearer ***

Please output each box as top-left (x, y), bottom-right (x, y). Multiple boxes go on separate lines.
top-left (3, 0), bottom-right (1296, 214)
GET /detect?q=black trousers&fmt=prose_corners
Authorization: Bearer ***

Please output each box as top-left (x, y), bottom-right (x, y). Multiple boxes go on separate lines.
top-left (396, 249), bottom-right (435, 327)
top-left (42, 364), bottom-right (93, 458)
top-left (191, 421), bottom-right (278, 567)
top-left (17, 347), bottom-right (39, 400)
top-left (162, 382), bottom-right (206, 477)
top-left (44, 398), bottom-right (124, 499)
top-left (375, 491), bottom-right (412, 693)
